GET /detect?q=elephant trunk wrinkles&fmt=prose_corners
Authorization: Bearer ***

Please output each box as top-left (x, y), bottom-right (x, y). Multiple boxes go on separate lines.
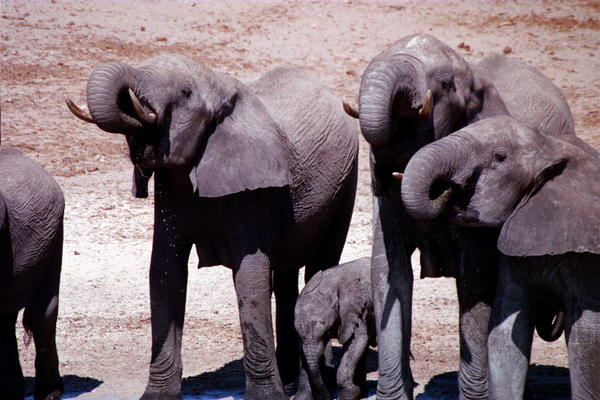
top-left (303, 341), bottom-right (330, 400)
top-left (402, 134), bottom-right (465, 220)
top-left (359, 53), bottom-right (428, 146)
top-left (86, 61), bottom-right (142, 135)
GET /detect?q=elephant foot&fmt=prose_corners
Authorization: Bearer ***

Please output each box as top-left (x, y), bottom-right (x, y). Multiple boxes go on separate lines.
top-left (293, 388), bottom-right (314, 400)
top-left (34, 380), bottom-right (64, 400)
top-left (139, 392), bottom-right (181, 400)
top-left (245, 384), bottom-right (288, 400)
top-left (338, 385), bottom-right (361, 400)
top-left (283, 379), bottom-right (298, 397)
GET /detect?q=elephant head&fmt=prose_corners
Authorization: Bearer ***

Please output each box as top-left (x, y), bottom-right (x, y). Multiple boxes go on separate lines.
top-left (67, 54), bottom-right (290, 198)
top-left (401, 115), bottom-right (600, 257)
top-left (355, 33), bottom-right (504, 174)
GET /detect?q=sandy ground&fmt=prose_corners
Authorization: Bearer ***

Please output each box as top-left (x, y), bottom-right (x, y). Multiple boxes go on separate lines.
top-left (2, 0), bottom-right (599, 399)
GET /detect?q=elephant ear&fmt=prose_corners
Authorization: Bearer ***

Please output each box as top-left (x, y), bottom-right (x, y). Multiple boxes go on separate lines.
top-left (498, 155), bottom-right (600, 257)
top-left (338, 276), bottom-right (370, 344)
top-left (191, 90), bottom-right (291, 198)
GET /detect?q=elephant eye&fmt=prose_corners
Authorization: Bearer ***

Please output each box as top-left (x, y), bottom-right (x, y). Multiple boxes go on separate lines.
top-left (181, 87), bottom-right (192, 98)
top-left (493, 150), bottom-right (507, 162)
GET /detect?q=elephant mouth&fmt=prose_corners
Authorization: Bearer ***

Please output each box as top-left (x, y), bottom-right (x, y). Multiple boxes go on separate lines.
top-left (429, 179), bottom-right (482, 226)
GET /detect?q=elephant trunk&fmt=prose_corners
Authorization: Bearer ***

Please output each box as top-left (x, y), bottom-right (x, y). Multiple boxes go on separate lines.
top-left (86, 61), bottom-right (143, 135)
top-left (401, 134), bottom-right (467, 220)
top-left (303, 341), bottom-right (330, 400)
top-left (359, 53), bottom-right (430, 146)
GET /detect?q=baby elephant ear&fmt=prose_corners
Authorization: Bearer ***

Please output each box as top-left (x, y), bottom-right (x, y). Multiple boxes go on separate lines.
top-left (191, 93), bottom-right (291, 198)
top-left (498, 158), bottom-right (600, 257)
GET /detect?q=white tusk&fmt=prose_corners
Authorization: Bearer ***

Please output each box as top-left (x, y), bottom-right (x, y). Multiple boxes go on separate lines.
top-left (418, 89), bottom-right (433, 118)
top-left (343, 99), bottom-right (359, 119)
top-left (128, 88), bottom-right (157, 124)
top-left (64, 95), bottom-right (95, 123)
top-left (392, 172), bottom-right (403, 181)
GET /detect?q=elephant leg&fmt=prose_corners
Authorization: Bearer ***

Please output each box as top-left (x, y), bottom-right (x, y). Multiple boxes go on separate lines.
top-left (23, 235), bottom-right (63, 400)
top-left (0, 312), bottom-right (24, 398)
top-left (234, 251), bottom-right (286, 400)
top-left (371, 196), bottom-right (416, 400)
top-left (337, 329), bottom-right (369, 400)
top-left (141, 228), bottom-right (192, 400)
top-left (565, 262), bottom-right (600, 399)
top-left (456, 228), bottom-right (498, 400)
top-left (487, 261), bottom-right (533, 400)
top-left (273, 268), bottom-right (300, 393)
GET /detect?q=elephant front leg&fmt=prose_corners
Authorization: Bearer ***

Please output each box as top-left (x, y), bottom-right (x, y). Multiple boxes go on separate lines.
top-left (234, 251), bottom-right (286, 400)
top-left (456, 228), bottom-right (498, 400)
top-left (487, 261), bottom-right (533, 400)
top-left (141, 230), bottom-right (192, 400)
top-left (371, 196), bottom-right (415, 400)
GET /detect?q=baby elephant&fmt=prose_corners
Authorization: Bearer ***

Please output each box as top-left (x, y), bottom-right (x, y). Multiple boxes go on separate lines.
top-left (0, 147), bottom-right (65, 400)
top-left (295, 257), bottom-right (376, 400)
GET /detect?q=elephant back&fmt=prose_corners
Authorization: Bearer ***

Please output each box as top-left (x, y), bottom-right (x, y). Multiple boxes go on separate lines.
top-left (248, 67), bottom-right (359, 251)
top-left (476, 53), bottom-right (575, 137)
top-left (0, 147), bottom-right (64, 269)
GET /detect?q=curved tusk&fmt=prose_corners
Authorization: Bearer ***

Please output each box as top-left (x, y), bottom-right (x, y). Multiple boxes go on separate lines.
top-left (128, 88), bottom-right (157, 124)
top-left (343, 99), bottom-right (359, 119)
top-left (418, 89), bottom-right (433, 119)
top-left (64, 95), bottom-right (95, 123)
top-left (392, 172), bottom-right (403, 181)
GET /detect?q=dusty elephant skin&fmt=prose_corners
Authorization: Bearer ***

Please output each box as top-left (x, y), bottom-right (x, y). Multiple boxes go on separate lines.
top-left (294, 257), bottom-right (376, 400)
top-left (0, 147), bottom-right (65, 400)
top-left (66, 54), bottom-right (358, 400)
top-left (401, 116), bottom-right (600, 399)
top-left (353, 33), bottom-right (575, 400)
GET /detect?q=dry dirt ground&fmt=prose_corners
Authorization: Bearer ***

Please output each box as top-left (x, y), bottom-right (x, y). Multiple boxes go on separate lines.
top-left (2, 0), bottom-right (599, 399)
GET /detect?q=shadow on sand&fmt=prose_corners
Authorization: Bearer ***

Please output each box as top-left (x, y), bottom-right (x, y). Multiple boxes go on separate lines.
top-left (416, 364), bottom-right (570, 400)
top-left (24, 375), bottom-right (103, 399)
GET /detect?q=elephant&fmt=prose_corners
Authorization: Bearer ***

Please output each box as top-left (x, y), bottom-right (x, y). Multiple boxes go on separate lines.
top-left (400, 115), bottom-right (600, 399)
top-left (347, 33), bottom-right (575, 399)
top-left (0, 146), bottom-right (65, 400)
top-left (294, 257), bottom-right (376, 400)
top-left (66, 54), bottom-right (359, 400)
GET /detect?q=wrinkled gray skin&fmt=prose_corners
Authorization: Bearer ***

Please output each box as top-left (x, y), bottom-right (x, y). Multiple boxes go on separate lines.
top-left (401, 116), bottom-right (600, 399)
top-left (356, 33), bottom-right (574, 399)
top-left (0, 147), bottom-right (65, 400)
top-left (68, 54), bottom-right (358, 400)
top-left (294, 257), bottom-right (376, 400)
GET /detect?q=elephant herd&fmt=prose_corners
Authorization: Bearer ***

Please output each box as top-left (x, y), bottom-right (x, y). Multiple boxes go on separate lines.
top-left (1, 32), bottom-right (599, 400)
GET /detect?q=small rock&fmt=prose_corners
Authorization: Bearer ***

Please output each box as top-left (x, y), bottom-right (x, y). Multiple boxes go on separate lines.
top-left (155, 36), bottom-right (167, 42)
top-left (503, 46), bottom-right (512, 54)
top-left (140, 26), bottom-right (145, 32)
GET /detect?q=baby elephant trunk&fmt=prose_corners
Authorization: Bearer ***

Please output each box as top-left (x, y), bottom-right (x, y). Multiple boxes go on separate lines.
top-left (302, 340), bottom-right (330, 400)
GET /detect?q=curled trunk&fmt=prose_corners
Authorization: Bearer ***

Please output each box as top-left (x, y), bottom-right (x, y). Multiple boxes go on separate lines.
top-left (401, 135), bottom-right (466, 220)
top-left (358, 53), bottom-right (429, 146)
top-left (86, 62), bottom-right (142, 135)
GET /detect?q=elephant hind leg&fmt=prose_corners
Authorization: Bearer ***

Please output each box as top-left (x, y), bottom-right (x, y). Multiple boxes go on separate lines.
top-left (273, 268), bottom-right (300, 393)
top-left (0, 312), bottom-right (24, 398)
top-left (22, 239), bottom-right (64, 400)
top-left (337, 330), bottom-right (369, 400)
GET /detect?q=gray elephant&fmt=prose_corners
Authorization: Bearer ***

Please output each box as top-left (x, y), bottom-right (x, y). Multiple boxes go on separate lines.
top-left (66, 54), bottom-right (358, 400)
top-left (294, 257), bottom-right (376, 400)
top-left (0, 147), bottom-right (65, 400)
top-left (401, 115), bottom-right (600, 399)
top-left (347, 33), bottom-right (574, 399)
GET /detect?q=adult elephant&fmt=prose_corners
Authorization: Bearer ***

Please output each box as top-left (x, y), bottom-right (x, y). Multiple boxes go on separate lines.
top-left (0, 147), bottom-right (65, 400)
top-left (348, 33), bottom-right (574, 400)
top-left (66, 55), bottom-right (358, 400)
top-left (401, 116), bottom-right (600, 399)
